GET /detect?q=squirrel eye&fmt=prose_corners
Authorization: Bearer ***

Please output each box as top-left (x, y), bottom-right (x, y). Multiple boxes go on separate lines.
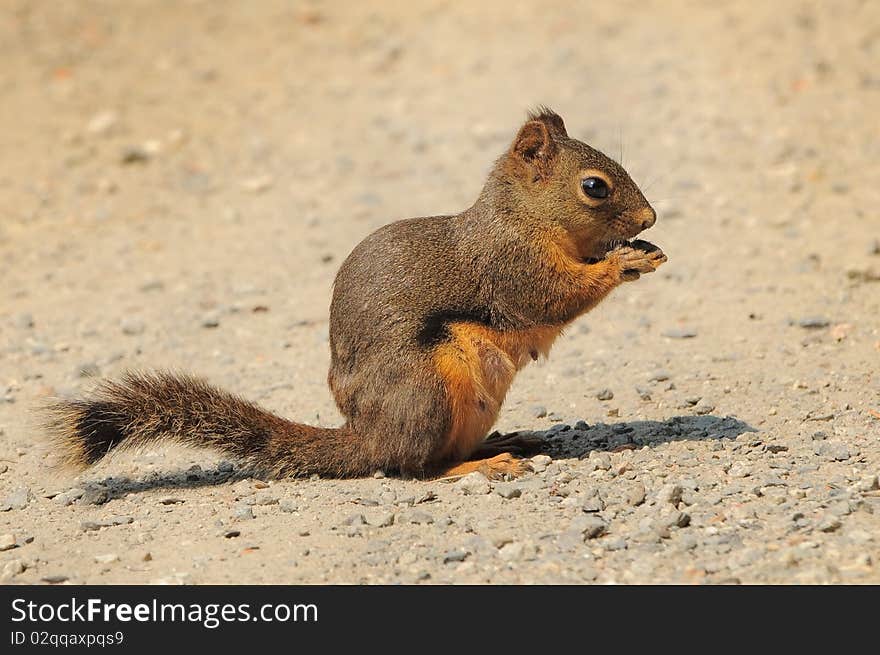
top-left (581, 177), bottom-right (609, 199)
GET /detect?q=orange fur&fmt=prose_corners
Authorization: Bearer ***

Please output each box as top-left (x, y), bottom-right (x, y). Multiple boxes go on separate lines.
top-left (437, 453), bottom-right (531, 480)
top-left (434, 322), bottom-right (564, 461)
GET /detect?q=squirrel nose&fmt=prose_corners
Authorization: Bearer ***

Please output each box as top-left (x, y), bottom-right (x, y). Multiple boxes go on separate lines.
top-left (639, 207), bottom-right (656, 230)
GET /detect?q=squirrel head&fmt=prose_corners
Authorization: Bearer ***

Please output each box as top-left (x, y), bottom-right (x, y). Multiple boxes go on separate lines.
top-left (496, 107), bottom-right (656, 261)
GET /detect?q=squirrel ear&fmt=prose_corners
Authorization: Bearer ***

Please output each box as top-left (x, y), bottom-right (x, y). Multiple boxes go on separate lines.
top-left (529, 107), bottom-right (568, 138)
top-left (512, 120), bottom-right (557, 177)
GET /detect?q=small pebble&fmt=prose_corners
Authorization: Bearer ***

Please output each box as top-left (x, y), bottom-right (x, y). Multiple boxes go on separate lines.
top-left (1, 487), bottom-right (31, 511)
top-left (54, 488), bottom-right (85, 506)
top-left (443, 549), bottom-right (470, 563)
top-left (2, 560), bottom-right (25, 578)
top-left (15, 313), bottom-right (34, 329)
top-left (120, 145), bottom-right (151, 164)
top-left (662, 327), bottom-right (697, 339)
top-left (530, 454), bottom-right (552, 472)
top-left (818, 516), bottom-right (842, 533)
top-left (648, 370), bottom-right (671, 382)
top-left (120, 318), bottom-right (145, 335)
top-left (596, 388), bottom-right (614, 401)
top-left (233, 504), bottom-right (255, 520)
top-left (94, 553), bottom-right (119, 564)
top-left (798, 316), bottom-right (830, 329)
top-left (495, 484), bottom-right (522, 499)
top-left (627, 483), bottom-right (647, 506)
top-left (589, 452), bottom-right (612, 471)
top-left (574, 515), bottom-right (607, 540)
top-left (367, 511), bottom-right (395, 528)
top-left (657, 484), bottom-right (683, 506)
top-left (728, 463), bottom-right (752, 478)
top-left (455, 472), bottom-right (491, 495)
top-left (41, 575), bottom-right (70, 585)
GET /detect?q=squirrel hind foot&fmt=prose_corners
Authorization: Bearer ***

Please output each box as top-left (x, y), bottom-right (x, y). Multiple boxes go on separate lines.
top-left (436, 453), bottom-right (532, 481)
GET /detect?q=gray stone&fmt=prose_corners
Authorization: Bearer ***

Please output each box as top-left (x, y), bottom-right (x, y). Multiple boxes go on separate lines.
top-left (233, 505), bottom-right (255, 520)
top-left (694, 401), bottom-right (716, 415)
top-left (54, 488), bottom-right (85, 506)
top-left (532, 405), bottom-right (548, 418)
top-left (580, 491), bottom-right (605, 513)
top-left (627, 482), bottom-right (647, 506)
top-left (798, 316), bottom-right (830, 329)
top-left (818, 516), bottom-right (842, 533)
top-left (94, 553), bottom-right (119, 564)
top-left (407, 511), bottom-right (434, 525)
top-left (495, 483), bottom-right (522, 499)
top-left (342, 513), bottom-right (366, 527)
top-left (569, 514), bottom-right (608, 541)
top-left (497, 541), bottom-right (525, 561)
top-left (81, 516), bottom-right (133, 531)
top-left (530, 455), bottom-right (552, 473)
top-left (814, 441), bottom-right (852, 461)
top-left (443, 549), bottom-right (470, 563)
top-left (603, 537), bottom-right (628, 551)
top-left (2, 559), bottom-right (24, 579)
top-left (366, 510), bottom-right (395, 528)
top-left (455, 472), bottom-right (491, 495)
top-left (648, 370), bottom-right (671, 382)
top-left (596, 388), bottom-right (614, 401)
top-left (120, 145), bottom-right (151, 164)
top-left (662, 327), bottom-right (697, 339)
top-left (856, 475), bottom-right (879, 492)
top-left (590, 451), bottom-right (612, 471)
top-left (0, 487), bottom-right (31, 511)
top-left (252, 493), bottom-right (279, 506)
top-left (657, 484), bottom-right (683, 506)
top-left (728, 463), bottom-right (752, 478)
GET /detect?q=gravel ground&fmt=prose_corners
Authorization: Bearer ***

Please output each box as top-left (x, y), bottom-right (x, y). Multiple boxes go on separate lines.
top-left (1, 1), bottom-right (879, 584)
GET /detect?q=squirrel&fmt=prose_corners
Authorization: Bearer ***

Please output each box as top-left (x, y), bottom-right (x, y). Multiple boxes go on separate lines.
top-left (47, 108), bottom-right (666, 481)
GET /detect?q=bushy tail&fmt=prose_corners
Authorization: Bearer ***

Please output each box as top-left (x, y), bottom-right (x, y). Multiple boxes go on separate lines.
top-left (45, 371), bottom-right (369, 478)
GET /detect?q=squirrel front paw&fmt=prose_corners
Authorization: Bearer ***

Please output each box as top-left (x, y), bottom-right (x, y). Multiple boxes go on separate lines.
top-left (610, 240), bottom-right (667, 282)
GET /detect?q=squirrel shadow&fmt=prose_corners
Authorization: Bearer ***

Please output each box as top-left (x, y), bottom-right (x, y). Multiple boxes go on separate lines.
top-left (529, 414), bottom-right (757, 460)
top-left (85, 415), bottom-right (758, 504)
top-left (79, 414), bottom-right (756, 501)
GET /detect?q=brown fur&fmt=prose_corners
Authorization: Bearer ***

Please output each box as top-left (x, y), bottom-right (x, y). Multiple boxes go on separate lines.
top-left (46, 108), bottom-right (665, 479)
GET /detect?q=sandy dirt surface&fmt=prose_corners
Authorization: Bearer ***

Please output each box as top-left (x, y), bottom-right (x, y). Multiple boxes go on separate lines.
top-left (1, 0), bottom-right (879, 584)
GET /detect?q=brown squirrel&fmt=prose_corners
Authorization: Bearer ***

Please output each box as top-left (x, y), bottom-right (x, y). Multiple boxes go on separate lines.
top-left (47, 108), bottom-right (666, 480)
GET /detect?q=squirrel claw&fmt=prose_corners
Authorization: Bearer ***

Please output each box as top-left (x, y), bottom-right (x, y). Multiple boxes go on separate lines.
top-left (436, 453), bottom-right (532, 481)
top-left (613, 241), bottom-right (667, 281)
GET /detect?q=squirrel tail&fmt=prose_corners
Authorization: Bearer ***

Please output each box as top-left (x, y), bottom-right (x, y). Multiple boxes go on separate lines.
top-left (45, 371), bottom-right (368, 478)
